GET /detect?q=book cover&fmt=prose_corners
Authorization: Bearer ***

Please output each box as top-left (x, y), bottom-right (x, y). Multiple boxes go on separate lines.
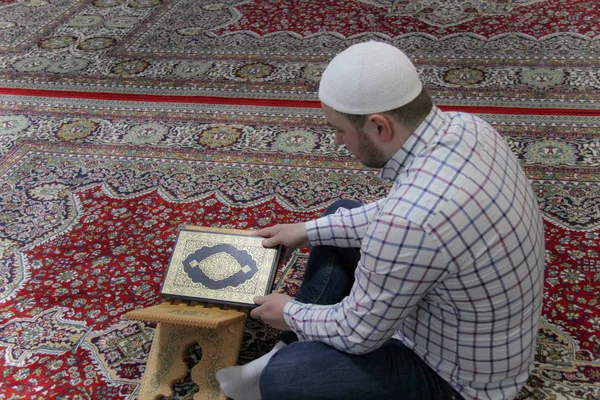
top-left (160, 225), bottom-right (282, 307)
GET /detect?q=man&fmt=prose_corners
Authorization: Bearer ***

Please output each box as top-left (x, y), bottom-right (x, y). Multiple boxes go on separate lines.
top-left (216, 41), bottom-right (545, 400)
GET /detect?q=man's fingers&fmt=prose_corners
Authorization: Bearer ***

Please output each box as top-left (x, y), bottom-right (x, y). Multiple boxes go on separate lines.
top-left (250, 304), bottom-right (263, 320)
top-left (256, 226), bottom-right (277, 238)
top-left (251, 295), bottom-right (270, 320)
top-left (283, 247), bottom-right (294, 262)
top-left (258, 226), bottom-right (280, 248)
top-left (261, 237), bottom-right (277, 248)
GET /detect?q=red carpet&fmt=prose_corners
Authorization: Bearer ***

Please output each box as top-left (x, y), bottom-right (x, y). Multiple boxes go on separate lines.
top-left (0, 0), bottom-right (599, 399)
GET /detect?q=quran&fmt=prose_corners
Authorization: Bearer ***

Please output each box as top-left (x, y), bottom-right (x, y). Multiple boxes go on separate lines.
top-left (160, 225), bottom-right (282, 307)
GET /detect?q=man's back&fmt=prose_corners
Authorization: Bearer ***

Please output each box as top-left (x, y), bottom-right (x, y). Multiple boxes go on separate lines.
top-left (387, 109), bottom-right (545, 399)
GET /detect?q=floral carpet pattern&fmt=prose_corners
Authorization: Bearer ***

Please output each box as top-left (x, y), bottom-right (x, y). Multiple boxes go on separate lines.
top-left (0, 96), bottom-right (599, 398)
top-left (0, 0), bottom-right (599, 107)
top-left (1, 0), bottom-right (600, 399)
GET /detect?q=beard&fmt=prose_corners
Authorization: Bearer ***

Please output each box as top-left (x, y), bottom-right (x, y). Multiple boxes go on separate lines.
top-left (356, 128), bottom-right (389, 168)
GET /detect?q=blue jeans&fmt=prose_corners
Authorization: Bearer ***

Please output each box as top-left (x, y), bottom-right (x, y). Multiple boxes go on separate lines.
top-left (260, 200), bottom-right (462, 400)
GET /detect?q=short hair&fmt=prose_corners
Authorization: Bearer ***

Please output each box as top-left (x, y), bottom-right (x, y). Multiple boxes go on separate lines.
top-left (338, 87), bottom-right (433, 132)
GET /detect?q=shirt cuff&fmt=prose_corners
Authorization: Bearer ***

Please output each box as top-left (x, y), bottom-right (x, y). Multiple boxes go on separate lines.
top-left (305, 215), bottom-right (333, 246)
top-left (304, 219), bottom-right (319, 245)
top-left (283, 300), bottom-right (310, 341)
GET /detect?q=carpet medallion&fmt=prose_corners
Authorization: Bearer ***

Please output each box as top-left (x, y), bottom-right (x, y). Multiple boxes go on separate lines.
top-left (0, 98), bottom-right (599, 398)
top-left (0, 0), bottom-right (598, 107)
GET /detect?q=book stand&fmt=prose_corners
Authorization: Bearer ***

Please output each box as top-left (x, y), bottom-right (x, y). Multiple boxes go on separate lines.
top-left (126, 299), bottom-right (248, 400)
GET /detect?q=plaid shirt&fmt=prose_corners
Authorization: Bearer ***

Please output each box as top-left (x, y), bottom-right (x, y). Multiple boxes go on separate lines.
top-left (284, 107), bottom-right (545, 400)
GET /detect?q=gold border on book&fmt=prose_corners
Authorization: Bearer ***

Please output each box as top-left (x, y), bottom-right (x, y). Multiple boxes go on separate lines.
top-left (160, 226), bottom-right (281, 307)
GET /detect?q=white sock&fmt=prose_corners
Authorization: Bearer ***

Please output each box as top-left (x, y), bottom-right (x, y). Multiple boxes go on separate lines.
top-left (216, 340), bottom-right (286, 400)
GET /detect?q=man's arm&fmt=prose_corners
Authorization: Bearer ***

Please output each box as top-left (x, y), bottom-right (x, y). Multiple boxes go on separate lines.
top-left (251, 198), bottom-right (394, 336)
top-left (284, 212), bottom-right (450, 354)
top-left (306, 199), bottom-right (386, 248)
top-left (255, 199), bottom-right (385, 262)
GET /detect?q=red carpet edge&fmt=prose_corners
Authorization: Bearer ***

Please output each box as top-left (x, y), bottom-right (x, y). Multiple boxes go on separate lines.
top-left (1, 87), bottom-right (599, 116)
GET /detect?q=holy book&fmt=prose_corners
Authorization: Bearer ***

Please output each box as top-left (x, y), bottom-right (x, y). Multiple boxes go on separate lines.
top-left (160, 225), bottom-right (282, 307)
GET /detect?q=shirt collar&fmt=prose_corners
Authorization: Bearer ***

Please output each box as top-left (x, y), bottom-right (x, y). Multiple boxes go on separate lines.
top-left (380, 106), bottom-right (449, 182)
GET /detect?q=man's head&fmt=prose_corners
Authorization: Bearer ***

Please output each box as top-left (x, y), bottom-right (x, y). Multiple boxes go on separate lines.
top-left (319, 41), bottom-right (433, 167)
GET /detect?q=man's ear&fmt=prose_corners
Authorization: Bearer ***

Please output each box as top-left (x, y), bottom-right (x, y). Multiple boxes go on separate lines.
top-left (368, 113), bottom-right (394, 143)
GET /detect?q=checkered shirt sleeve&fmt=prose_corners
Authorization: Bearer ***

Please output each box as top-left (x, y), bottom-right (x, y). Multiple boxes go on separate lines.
top-left (283, 107), bottom-right (545, 400)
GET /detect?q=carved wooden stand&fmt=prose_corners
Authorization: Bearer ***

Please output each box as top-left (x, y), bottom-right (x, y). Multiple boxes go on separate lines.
top-left (126, 299), bottom-right (248, 400)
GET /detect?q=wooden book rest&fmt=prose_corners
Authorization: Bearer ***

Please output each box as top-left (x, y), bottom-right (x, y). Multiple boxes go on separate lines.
top-left (126, 299), bottom-right (248, 400)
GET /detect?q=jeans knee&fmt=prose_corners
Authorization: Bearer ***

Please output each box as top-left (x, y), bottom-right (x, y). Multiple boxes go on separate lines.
top-left (323, 199), bottom-right (363, 217)
top-left (259, 352), bottom-right (288, 400)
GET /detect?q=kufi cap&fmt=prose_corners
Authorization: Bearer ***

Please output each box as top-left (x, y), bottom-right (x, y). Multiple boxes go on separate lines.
top-left (318, 41), bottom-right (422, 114)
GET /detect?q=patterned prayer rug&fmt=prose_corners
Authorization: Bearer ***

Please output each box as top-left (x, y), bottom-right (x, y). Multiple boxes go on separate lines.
top-left (0, 96), bottom-right (599, 398)
top-left (0, 0), bottom-right (599, 108)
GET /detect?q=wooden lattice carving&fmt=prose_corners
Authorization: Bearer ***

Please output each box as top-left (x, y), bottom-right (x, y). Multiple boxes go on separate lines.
top-left (126, 300), bottom-right (248, 400)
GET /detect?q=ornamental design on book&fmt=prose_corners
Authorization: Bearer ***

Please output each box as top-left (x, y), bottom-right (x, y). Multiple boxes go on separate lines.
top-left (182, 243), bottom-right (259, 291)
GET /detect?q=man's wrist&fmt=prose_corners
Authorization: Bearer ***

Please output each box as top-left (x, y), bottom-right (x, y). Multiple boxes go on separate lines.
top-left (283, 300), bottom-right (305, 338)
top-left (304, 219), bottom-right (320, 245)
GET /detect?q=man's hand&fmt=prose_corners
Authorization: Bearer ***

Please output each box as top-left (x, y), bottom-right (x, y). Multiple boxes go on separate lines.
top-left (256, 223), bottom-right (309, 263)
top-left (251, 293), bottom-right (294, 331)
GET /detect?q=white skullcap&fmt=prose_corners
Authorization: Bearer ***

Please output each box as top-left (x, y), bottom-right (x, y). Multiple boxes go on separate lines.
top-left (318, 41), bottom-right (422, 114)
